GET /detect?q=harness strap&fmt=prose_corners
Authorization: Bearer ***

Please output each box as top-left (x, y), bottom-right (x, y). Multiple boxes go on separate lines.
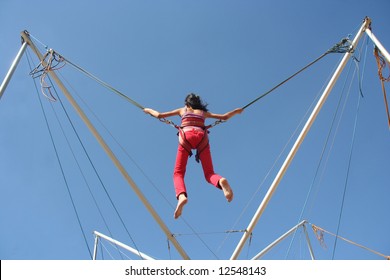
top-left (178, 128), bottom-right (193, 157)
top-left (181, 119), bottom-right (205, 128)
top-left (195, 131), bottom-right (209, 163)
top-left (177, 128), bottom-right (209, 163)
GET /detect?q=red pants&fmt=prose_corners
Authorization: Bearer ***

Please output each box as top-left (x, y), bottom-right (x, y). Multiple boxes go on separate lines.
top-left (173, 128), bottom-right (222, 198)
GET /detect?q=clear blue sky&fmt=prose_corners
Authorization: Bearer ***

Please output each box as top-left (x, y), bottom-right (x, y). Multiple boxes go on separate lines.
top-left (0, 0), bottom-right (389, 260)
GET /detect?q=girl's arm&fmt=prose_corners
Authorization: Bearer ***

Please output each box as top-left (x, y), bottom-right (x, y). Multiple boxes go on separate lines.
top-left (205, 108), bottom-right (243, 121)
top-left (143, 107), bottom-right (183, 119)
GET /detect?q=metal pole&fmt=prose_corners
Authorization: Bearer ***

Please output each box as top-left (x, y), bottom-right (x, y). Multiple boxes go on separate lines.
top-left (0, 41), bottom-right (28, 99)
top-left (93, 231), bottom-right (155, 260)
top-left (231, 17), bottom-right (370, 260)
top-left (20, 30), bottom-right (190, 260)
top-left (365, 27), bottom-right (390, 64)
top-left (302, 223), bottom-right (315, 260)
top-left (93, 233), bottom-right (99, 260)
top-left (251, 220), bottom-right (307, 260)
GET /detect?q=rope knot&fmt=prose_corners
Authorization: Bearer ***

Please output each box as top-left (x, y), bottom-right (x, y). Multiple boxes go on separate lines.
top-left (29, 49), bottom-right (66, 102)
top-left (328, 37), bottom-right (354, 54)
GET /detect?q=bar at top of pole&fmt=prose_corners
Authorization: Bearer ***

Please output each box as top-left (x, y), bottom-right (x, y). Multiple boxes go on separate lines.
top-left (365, 25), bottom-right (390, 64)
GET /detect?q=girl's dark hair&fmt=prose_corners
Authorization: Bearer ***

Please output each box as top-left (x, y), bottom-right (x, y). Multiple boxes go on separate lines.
top-left (184, 93), bottom-right (208, 111)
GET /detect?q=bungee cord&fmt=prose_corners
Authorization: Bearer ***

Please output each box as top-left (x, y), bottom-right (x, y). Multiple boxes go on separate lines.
top-left (29, 32), bottom-right (355, 131)
top-left (241, 37), bottom-right (354, 110)
top-left (157, 38), bottom-right (355, 129)
top-left (61, 53), bottom-right (145, 110)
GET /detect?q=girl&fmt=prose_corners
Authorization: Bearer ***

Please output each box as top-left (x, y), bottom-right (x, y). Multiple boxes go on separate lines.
top-left (144, 93), bottom-right (243, 219)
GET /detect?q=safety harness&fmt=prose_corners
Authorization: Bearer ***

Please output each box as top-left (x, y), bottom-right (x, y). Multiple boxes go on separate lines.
top-left (178, 112), bottom-right (210, 163)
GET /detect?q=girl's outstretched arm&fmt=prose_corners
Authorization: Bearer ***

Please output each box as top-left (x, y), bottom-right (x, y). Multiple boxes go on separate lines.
top-left (205, 108), bottom-right (243, 121)
top-left (143, 107), bottom-right (183, 119)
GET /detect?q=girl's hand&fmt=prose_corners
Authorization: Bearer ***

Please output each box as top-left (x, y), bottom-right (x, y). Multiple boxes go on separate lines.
top-left (234, 108), bottom-right (244, 114)
top-left (143, 108), bottom-right (158, 118)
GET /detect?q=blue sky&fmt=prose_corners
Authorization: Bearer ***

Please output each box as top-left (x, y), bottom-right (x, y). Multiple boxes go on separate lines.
top-left (0, 0), bottom-right (389, 260)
